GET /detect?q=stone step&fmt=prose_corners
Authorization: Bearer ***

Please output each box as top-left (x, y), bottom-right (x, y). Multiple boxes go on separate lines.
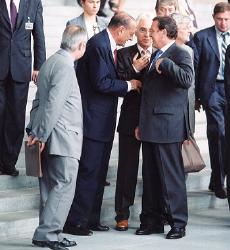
top-left (0, 210), bottom-right (38, 239)
top-left (0, 171), bottom-right (38, 191)
top-left (42, 0), bottom-right (77, 7)
top-left (101, 191), bottom-right (228, 223)
top-left (0, 188), bottom-right (39, 213)
top-left (0, 189), bottom-right (227, 239)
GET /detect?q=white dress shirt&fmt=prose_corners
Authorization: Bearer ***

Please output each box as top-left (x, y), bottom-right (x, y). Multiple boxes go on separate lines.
top-left (106, 29), bottom-right (132, 91)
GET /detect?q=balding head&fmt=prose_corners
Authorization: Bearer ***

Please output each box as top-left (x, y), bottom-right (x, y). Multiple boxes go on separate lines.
top-left (108, 12), bottom-right (136, 46)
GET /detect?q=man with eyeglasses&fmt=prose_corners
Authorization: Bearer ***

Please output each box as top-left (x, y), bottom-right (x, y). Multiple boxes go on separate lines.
top-left (114, 14), bottom-right (152, 231)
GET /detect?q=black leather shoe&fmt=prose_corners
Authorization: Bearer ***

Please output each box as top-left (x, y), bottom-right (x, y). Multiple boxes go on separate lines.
top-left (214, 188), bottom-right (227, 199)
top-left (32, 240), bottom-right (68, 250)
top-left (135, 224), bottom-right (164, 235)
top-left (63, 224), bottom-right (93, 236)
top-left (209, 185), bottom-right (227, 199)
top-left (166, 227), bottom-right (186, 239)
top-left (90, 224), bottom-right (110, 231)
top-left (3, 166), bottom-right (19, 176)
top-left (60, 238), bottom-right (77, 247)
top-left (104, 180), bottom-right (110, 186)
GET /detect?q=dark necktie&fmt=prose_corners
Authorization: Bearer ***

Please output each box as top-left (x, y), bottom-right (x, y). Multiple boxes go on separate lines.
top-left (221, 32), bottom-right (228, 74)
top-left (113, 49), bottom-right (118, 66)
top-left (148, 49), bottom-right (163, 72)
top-left (10, 0), bottom-right (18, 31)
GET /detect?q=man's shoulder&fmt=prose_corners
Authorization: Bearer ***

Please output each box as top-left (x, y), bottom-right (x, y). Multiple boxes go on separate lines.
top-left (118, 44), bottom-right (137, 55)
top-left (88, 29), bottom-right (108, 47)
top-left (194, 26), bottom-right (215, 38)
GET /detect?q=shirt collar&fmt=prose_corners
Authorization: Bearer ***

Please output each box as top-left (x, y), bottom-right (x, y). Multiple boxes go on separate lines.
top-left (137, 44), bottom-right (152, 54)
top-left (215, 27), bottom-right (230, 37)
top-left (160, 40), bottom-right (175, 53)
top-left (106, 28), bottom-right (117, 52)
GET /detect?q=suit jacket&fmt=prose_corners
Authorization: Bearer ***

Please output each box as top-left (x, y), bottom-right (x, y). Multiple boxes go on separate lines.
top-left (26, 50), bottom-right (83, 160)
top-left (225, 45), bottom-right (230, 104)
top-left (67, 13), bottom-right (108, 39)
top-left (192, 26), bottom-right (220, 107)
top-left (117, 44), bottom-right (144, 136)
top-left (76, 29), bottom-right (128, 142)
top-left (139, 43), bottom-right (194, 143)
top-left (0, 0), bottom-right (46, 82)
top-left (180, 44), bottom-right (195, 134)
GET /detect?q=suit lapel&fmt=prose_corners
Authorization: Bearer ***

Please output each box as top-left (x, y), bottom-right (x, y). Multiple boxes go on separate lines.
top-left (0, 0), bottom-right (11, 29)
top-left (207, 27), bottom-right (220, 60)
top-left (15, 0), bottom-right (27, 31)
top-left (103, 30), bottom-right (117, 69)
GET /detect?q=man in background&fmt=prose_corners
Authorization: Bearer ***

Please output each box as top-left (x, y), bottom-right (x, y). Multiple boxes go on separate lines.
top-left (192, 2), bottom-right (230, 199)
top-left (0, 0), bottom-right (46, 176)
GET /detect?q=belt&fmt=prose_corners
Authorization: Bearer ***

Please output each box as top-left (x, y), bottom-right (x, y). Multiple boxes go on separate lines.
top-left (216, 79), bottom-right (224, 83)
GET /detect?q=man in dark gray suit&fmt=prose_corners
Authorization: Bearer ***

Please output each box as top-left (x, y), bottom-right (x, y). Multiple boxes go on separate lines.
top-left (136, 16), bottom-right (193, 239)
top-left (0, 0), bottom-right (46, 176)
top-left (26, 25), bottom-right (87, 250)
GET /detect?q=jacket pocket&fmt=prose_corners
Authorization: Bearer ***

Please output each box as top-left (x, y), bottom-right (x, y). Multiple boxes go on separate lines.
top-left (153, 106), bottom-right (177, 115)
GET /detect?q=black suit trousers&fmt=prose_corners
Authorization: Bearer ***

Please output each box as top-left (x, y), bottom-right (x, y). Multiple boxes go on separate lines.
top-left (115, 132), bottom-right (141, 221)
top-left (140, 141), bottom-right (188, 228)
top-left (66, 136), bottom-right (113, 227)
top-left (205, 83), bottom-right (226, 189)
top-left (0, 74), bottom-right (29, 168)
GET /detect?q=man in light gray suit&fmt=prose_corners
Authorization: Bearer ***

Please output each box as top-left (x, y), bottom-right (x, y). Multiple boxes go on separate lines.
top-left (26, 25), bottom-right (87, 250)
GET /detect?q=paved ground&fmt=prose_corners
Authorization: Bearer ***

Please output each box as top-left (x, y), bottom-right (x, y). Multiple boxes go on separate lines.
top-left (0, 207), bottom-right (229, 250)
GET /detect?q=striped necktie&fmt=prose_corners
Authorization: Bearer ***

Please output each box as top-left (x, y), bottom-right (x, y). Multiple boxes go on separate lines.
top-left (10, 0), bottom-right (18, 31)
top-left (221, 32), bottom-right (228, 73)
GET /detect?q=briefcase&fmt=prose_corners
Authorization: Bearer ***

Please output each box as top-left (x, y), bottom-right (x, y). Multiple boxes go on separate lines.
top-left (24, 141), bottom-right (42, 177)
top-left (182, 136), bottom-right (206, 173)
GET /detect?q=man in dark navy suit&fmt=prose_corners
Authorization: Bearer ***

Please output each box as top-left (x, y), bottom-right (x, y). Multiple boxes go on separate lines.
top-left (0, 0), bottom-right (46, 176)
top-left (225, 44), bottom-right (230, 209)
top-left (192, 2), bottom-right (230, 199)
top-left (64, 12), bottom-right (141, 236)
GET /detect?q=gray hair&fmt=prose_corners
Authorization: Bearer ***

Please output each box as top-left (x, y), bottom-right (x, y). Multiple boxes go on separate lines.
top-left (60, 25), bottom-right (87, 52)
top-left (136, 13), bottom-right (152, 25)
top-left (171, 13), bottom-right (191, 26)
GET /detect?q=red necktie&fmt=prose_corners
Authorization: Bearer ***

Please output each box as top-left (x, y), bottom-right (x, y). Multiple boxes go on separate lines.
top-left (114, 49), bottom-right (117, 65)
top-left (10, 0), bottom-right (18, 31)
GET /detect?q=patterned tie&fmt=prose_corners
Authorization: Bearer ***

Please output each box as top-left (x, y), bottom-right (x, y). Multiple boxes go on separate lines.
top-left (221, 32), bottom-right (228, 73)
top-left (148, 49), bottom-right (163, 72)
top-left (10, 0), bottom-right (17, 31)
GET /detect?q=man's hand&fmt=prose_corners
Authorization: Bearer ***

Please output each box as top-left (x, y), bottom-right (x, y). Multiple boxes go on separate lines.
top-left (155, 58), bottom-right (163, 74)
top-left (130, 79), bottom-right (142, 93)
top-left (135, 127), bottom-right (141, 141)
top-left (195, 99), bottom-right (201, 112)
top-left (32, 70), bottom-right (39, 84)
top-left (133, 53), bottom-right (150, 71)
top-left (27, 135), bottom-right (45, 152)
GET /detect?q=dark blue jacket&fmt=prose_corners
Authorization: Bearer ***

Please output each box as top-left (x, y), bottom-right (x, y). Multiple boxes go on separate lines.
top-left (0, 0), bottom-right (46, 82)
top-left (76, 29), bottom-right (128, 142)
